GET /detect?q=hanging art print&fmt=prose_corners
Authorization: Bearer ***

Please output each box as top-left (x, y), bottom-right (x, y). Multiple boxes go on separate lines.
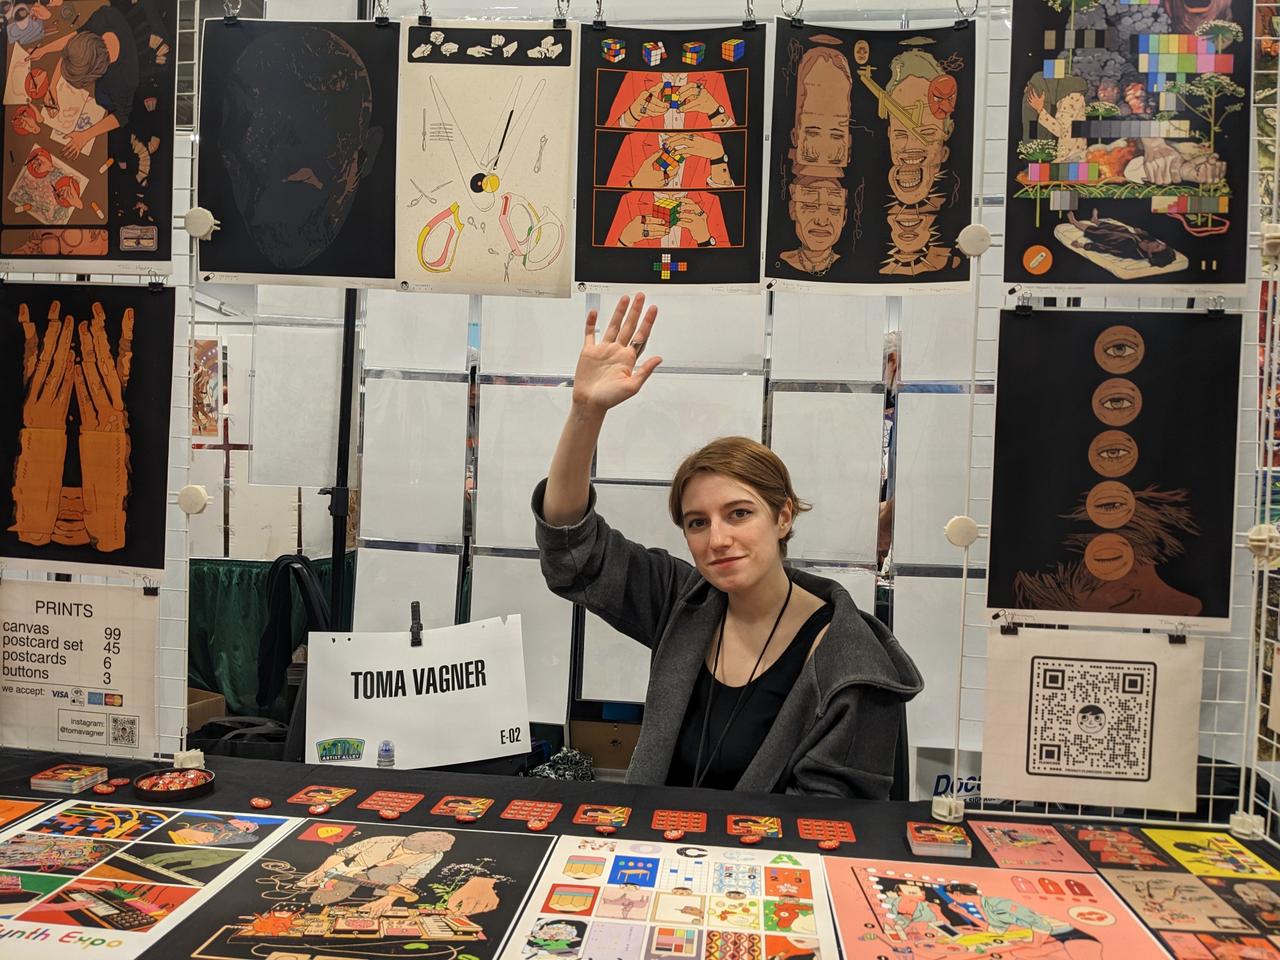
top-left (987, 308), bottom-right (1241, 630)
top-left (0, 282), bottom-right (175, 575)
top-left (196, 18), bottom-right (399, 287)
top-left (764, 19), bottom-right (975, 291)
top-left (1003, 0), bottom-right (1251, 292)
top-left (0, 0), bottom-right (177, 275)
top-left (574, 24), bottom-right (766, 289)
top-left (396, 20), bottom-right (575, 297)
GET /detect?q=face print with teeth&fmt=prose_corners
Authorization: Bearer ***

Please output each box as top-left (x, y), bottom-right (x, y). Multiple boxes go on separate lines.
top-left (885, 62), bottom-right (953, 206)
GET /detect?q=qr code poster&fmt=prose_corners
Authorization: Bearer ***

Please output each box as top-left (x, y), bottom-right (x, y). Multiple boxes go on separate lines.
top-left (1028, 658), bottom-right (1155, 780)
top-left (983, 629), bottom-right (1202, 811)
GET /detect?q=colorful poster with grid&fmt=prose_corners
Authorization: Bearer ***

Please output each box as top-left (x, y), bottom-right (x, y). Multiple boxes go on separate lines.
top-left (500, 834), bottom-right (839, 959)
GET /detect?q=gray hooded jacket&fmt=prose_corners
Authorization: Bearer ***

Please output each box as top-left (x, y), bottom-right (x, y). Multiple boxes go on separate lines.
top-left (533, 479), bottom-right (924, 798)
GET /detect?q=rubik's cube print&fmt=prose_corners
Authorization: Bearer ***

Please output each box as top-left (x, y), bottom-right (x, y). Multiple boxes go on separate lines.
top-left (721, 37), bottom-right (745, 62)
top-left (601, 37), bottom-right (625, 62)
top-left (653, 254), bottom-right (689, 280)
top-left (652, 147), bottom-right (684, 174)
top-left (662, 80), bottom-right (680, 109)
top-left (654, 196), bottom-right (681, 226)
top-left (642, 41), bottom-right (666, 66)
top-left (682, 40), bottom-right (705, 65)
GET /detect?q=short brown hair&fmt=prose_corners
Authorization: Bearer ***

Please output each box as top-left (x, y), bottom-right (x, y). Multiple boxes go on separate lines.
top-left (62, 32), bottom-right (111, 91)
top-left (668, 436), bottom-right (811, 556)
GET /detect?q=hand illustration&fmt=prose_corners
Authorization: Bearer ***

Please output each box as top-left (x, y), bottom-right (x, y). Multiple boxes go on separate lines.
top-left (572, 293), bottom-right (662, 413)
top-left (10, 300), bottom-right (74, 545)
top-left (73, 303), bottom-right (133, 553)
top-left (625, 82), bottom-right (669, 125)
top-left (628, 150), bottom-right (677, 189)
top-left (1026, 86), bottom-right (1046, 114)
top-left (617, 213), bottom-right (671, 246)
top-left (677, 82), bottom-right (726, 121)
top-left (61, 129), bottom-right (92, 159)
top-left (677, 197), bottom-right (711, 244)
top-left (665, 132), bottom-right (724, 160)
top-left (1141, 138), bottom-right (1181, 185)
top-left (447, 876), bottom-right (500, 915)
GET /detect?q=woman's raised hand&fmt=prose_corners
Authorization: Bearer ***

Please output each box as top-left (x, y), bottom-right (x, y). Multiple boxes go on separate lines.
top-left (572, 292), bottom-right (662, 412)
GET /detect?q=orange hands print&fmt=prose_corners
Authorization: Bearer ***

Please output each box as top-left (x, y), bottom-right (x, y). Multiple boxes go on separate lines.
top-left (10, 300), bottom-right (134, 552)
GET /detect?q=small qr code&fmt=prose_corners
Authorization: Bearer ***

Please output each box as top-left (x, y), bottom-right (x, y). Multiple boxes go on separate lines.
top-left (109, 714), bottom-right (139, 748)
top-left (1027, 657), bottom-right (1155, 781)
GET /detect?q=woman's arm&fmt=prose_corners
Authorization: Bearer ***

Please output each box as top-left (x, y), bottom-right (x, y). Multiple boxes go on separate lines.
top-left (543, 293), bottom-right (661, 526)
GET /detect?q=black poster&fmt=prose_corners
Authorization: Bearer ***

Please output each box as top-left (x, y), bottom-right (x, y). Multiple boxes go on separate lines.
top-left (574, 24), bottom-right (766, 287)
top-left (196, 18), bottom-right (399, 284)
top-left (1002, 0), bottom-right (1251, 290)
top-left (764, 19), bottom-right (975, 289)
top-left (160, 819), bottom-right (553, 960)
top-left (987, 309), bottom-right (1241, 628)
top-left (0, 0), bottom-right (177, 274)
top-left (0, 282), bottom-right (175, 573)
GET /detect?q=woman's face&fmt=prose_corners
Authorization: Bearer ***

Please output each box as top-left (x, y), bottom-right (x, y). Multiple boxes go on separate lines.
top-left (678, 472), bottom-right (790, 594)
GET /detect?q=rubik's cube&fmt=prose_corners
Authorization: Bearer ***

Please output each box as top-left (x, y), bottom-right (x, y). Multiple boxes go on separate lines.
top-left (653, 253), bottom-right (688, 280)
top-left (601, 37), bottom-right (625, 62)
top-left (654, 196), bottom-right (682, 226)
top-left (642, 41), bottom-right (666, 66)
top-left (721, 37), bottom-right (745, 62)
top-left (682, 40), bottom-right (705, 65)
top-left (662, 80), bottom-right (680, 109)
top-left (652, 147), bottom-right (685, 174)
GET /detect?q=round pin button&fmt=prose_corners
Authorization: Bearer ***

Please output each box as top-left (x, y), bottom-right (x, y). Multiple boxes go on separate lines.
top-left (308, 803), bottom-right (331, 816)
top-left (738, 834), bottom-right (762, 845)
top-left (595, 825), bottom-right (617, 835)
top-left (527, 819), bottom-right (549, 832)
top-left (108, 778), bottom-right (130, 787)
top-left (92, 783), bottom-right (115, 795)
top-left (379, 808), bottom-right (400, 821)
top-left (250, 797), bottom-right (273, 809)
top-left (818, 839), bottom-right (841, 851)
top-left (663, 829), bottom-right (686, 841)
top-left (454, 814), bottom-right (478, 824)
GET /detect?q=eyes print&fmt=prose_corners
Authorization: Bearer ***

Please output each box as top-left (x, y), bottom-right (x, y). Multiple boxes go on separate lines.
top-left (1085, 481), bottom-right (1137, 529)
top-left (1087, 430), bottom-right (1138, 478)
top-left (1091, 378), bottom-right (1143, 427)
top-left (1093, 325), bottom-right (1145, 374)
top-left (1083, 532), bottom-right (1135, 582)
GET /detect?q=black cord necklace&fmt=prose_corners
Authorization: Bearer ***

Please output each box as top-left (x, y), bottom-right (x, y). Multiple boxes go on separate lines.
top-left (691, 575), bottom-right (794, 789)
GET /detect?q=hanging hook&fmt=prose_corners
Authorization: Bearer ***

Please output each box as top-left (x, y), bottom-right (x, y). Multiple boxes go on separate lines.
top-left (419, 0), bottom-right (431, 26)
top-left (781, 0), bottom-right (804, 19)
top-left (223, 0), bottom-right (241, 18)
top-left (374, 0), bottom-right (389, 20)
top-left (955, 0), bottom-right (979, 19)
top-left (745, 0), bottom-right (755, 19)
top-left (555, 0), bottom-right (569, 16)
top-left (596, 0), bottom-right (603, 19)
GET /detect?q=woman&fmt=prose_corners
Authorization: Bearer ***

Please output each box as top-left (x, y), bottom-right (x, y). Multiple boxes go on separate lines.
top-left (534, 293), bottom-right (922, 797)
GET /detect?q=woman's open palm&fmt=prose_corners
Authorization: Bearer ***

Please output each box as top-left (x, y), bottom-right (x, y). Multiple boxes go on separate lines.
top-left (573, 292), bottom-right (662, 411)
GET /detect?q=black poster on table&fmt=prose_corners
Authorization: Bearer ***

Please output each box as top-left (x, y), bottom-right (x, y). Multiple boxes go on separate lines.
top-left (764, 19), bottom-right (975, 289)
top-left (0, 282), bottom-right (175, 574)
top-left (158, 819), bottom-right (553, 960)
top-left (196, 18), bottom-right (399, 285)
top-left (1002, 0), bottom-right (1251, 291)
top-left (987, 309), bottom-right (1241, 630)
top-left (574, 24), bottom-right (766, 288)
top-left (0, 0), bottom-right (177, 275)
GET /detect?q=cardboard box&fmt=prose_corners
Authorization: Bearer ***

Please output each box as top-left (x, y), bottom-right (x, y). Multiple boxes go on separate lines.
top-left (187, 686), bottom-right (226, 733)
top-left (569, 720), bottom-right (641, 774)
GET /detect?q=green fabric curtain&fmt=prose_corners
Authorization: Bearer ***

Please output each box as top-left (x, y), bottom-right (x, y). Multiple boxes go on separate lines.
top-left (187, 554), bottom-right (356, 721)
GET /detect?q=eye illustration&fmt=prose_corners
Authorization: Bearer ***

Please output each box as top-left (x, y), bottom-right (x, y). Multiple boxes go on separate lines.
top-left (1085, 480), bottom-right (1136, 529)
top-left (1087, 430), bottom-right (1138, 478)
top-left (1091, 378), bottom-right (1143, 427)
top-left (1084, 532), bottom-right (1135, 581)
top-left (1094, 325), bottom-right (1145, 374)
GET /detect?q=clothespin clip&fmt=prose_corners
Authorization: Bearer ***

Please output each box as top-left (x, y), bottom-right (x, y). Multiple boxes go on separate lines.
top-left (410, 601), bottom-right (423, 647)
top-left (142, 576), bottom-right (160, 598)
top-left (223, 0), bottom-right (240, 25)
top-left (419, 0), bottom-right (431, 26)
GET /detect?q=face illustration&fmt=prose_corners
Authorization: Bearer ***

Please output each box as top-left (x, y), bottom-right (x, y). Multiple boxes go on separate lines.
top-left (789, 179), bottom-right (847, 254)
top-left (791, 50), bottom-right (853, 175)
top-left (1084, 532), bottom-right (1135, 581)
top-left (1087, 430), bottom-right (1139, 477)
top-left (219, 26), bottom-right (383, 270)
top-left (25, 147), bottom-right (53, 179)
top-left (680, 472), bottom-right (790, 595)
top-left (1091, 378), bottom-right (1143, 427)
top-left (1094, 325), bottom-right (1145, 374)
top-left (887, 203), bottom-right (938, 255)
top-left (1165, 0), bottom-right (1233, 32)
top-left (1085, 481), bottom-right (1136, 529)
top-left (887, 74), bottom-right (951, 205)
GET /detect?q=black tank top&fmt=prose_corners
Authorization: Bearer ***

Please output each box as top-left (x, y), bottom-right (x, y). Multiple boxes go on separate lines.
top-left (666, 602), bottom-right (835, 790)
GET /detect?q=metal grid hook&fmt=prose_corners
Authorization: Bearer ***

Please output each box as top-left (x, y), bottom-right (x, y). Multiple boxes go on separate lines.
top-left (374, 0), bottom-right (389, 18)
top-left (223, 0), bottom-right (241, 17)
top-left (595, 0), bottom-right (603, 20)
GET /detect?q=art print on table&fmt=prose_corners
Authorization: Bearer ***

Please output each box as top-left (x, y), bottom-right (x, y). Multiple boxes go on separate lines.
top-left (982, 630), bottom-right (1203, 811)
top-left (1201, 877), bottom-right (1280, 933)
top-left (1162, 932), bottom-right (1280, 960)
top-left (180, 820), bottom-right (553, 960)
top-left (0, 0), bottom-right (177, 275)
top-left (196, 18), bottom-right (399, 286)
top-left (396, 20), bottom-right (574, 297)
top-left (824, 856), bottom-right (1167, 959)
top-left (1144, 830), bottom-right (1280, 880)
top-left (765, 20), bottom-right (975, 291)
top-left (1002, 0), bottom-right (1251, 292)
top-left (970, 820), bottom-right (1093, 872)
top-left (1057, 821), bottom-right (1175, 870)
top-left (575, 25), bottom-right (766, 289)
top-left (1102, 870), bottom-right (1252, 931)
top-left (0, 283), bottom-right (175, 575)
top-left (987, 309), bottom-right (1241, 630)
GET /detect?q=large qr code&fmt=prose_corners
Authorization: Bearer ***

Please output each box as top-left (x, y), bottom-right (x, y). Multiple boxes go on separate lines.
top-left (1027, 657), bottom-right (1155, 781)
top-left (109, 714), bottom-right (139, 748)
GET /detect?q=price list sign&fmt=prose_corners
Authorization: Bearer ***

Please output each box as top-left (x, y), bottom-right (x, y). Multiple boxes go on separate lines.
top-left (0, 580), bottom-right (157, 756)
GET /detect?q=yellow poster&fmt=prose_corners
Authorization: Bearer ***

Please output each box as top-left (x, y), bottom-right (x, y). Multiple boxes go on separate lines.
top-left (1143, 829), bottom-right (1280, 880)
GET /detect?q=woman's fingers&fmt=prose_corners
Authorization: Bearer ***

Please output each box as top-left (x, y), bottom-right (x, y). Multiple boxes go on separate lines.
top-left (618, 292), bottom-right (646, 347)
top-left (584, 308), bottom-right (598, 346)
top-left (601, 294), bottom-right (630, 343)
top-left (631, 355), bottom-right (663, 391)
